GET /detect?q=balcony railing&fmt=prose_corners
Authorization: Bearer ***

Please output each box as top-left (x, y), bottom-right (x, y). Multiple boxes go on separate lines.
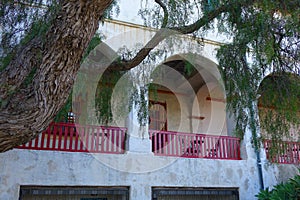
top-left (264, 140), bottom-right (300, 164)
top-left (17, 122), bottom-right (126, 154)
top-left (149, 130), bottom-right (241, 160)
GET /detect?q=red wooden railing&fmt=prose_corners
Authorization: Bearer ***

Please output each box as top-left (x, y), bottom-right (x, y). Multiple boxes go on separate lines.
top-left (149, 130), bottom-right (241, 160)
top-left (264, 140), bottom-right (300, 164)
top-left (17, 122), bottom-right (126, 154)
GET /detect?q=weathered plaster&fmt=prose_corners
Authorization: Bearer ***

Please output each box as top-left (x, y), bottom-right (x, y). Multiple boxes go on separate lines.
top-left (0, 147), bottom-right (297, 200)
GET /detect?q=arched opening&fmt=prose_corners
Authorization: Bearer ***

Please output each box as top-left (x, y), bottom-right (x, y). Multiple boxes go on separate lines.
top-left (258, 72), bottom-right (300, 164)
top-left (258, 73), bottom-right (300, 141)
top-left (148, 54), bottom-right (240, 159)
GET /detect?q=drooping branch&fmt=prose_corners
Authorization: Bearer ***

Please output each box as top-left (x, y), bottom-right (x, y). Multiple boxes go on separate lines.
top-left (107, 0), bottom-right (256, 72)
top-left (106, 28), bottom-right (173, 71)
top-left (172, 0), bottom-right (255, 34)
top-left (0, 0), bottom-right (113, 152)
top-left (154, 0), bottom-right (168, 28)
top-left (1, 0), bottom-right (296, 153)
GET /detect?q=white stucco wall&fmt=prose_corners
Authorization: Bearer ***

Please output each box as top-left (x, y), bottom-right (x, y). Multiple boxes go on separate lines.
top-left (0, 144), bottom-right (298, 200)
top-left (100, 20), bottom-right (220, 64)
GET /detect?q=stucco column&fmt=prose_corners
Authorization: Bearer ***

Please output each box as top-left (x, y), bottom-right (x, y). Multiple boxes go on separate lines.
top-left (129, 184), bottom-right (151, 200)
top-left (126, 88), bottom-right (152, 153)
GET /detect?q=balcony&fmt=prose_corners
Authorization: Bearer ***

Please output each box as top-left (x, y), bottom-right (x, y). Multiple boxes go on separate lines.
top-left (264, 140), bottom-right (300, 164)
top-left (17, 122), bottom-right (126, 154)
top-left (17, 122), bottom-right (242, 160)
top-left (150, 130), bottom-right (241, 160)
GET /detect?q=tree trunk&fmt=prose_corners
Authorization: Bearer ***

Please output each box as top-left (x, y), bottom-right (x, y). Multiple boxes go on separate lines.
top-left (0, 0), bottom-right (113, 152)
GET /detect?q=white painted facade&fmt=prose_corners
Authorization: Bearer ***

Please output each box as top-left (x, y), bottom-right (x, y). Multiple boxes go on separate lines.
top-left (0, 20), bottom-right (299, 200)
top-left (0, 143), bottom-right (298, 199)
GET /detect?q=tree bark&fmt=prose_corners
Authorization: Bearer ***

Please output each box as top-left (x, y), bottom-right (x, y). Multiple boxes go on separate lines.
top-left (0, 0), bottom-right (113, 152)
top-left (0, 0), bottom-right (260, 153)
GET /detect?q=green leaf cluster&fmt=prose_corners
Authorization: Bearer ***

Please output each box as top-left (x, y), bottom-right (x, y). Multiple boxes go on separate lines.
top-left (256, 173), bottom-right (300, 200)
top-left (217, 0), bottom-right (300, 146)
top-left (258, 74), bottom-right (300, 142)
top-left (54, 93), bottom-right (72, 122)
top-left (139, 0), bottom-right (203, 29)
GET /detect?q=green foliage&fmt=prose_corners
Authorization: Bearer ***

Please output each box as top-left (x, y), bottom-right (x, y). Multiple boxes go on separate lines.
top-left (148, 83), bottom-right (159, 102)
top-left (217, 43), bottom-right (260, 141)
top-left (184, 60), bottom-right (195, 77)
top-left (21, 67), bottom-right (37, 87)
top-left (217, 0), bottom-right (300, 146)
top-left (256, 173), bottom-right (300, 200)
top-left (54, 93), bottom-right (72, 122)
top-left (102, 0), bottom-right (120, 20)
top-left (95, 70), bottom-right (127, 125)
top-left (1, 0), bottom-right (59, 56)
top-left (95, 77), bottom-right (114, 125)
top-left (203, 0), bottom-right (220, 13)
top-left (133, 0), bottom-right (300, 143)
top-left (1, 0), bottom-right (299, 147)
top-left (82, 33), bottom-right (103, 60)
top-left (132, 86), bottom-right (149, 127)
top-left (139, 0), bottom-right (202, 29)
top-left (258, 74), bottom-right (300, 141)
top-left (94, 69), bottom-right (150, 127)
top-left (0, 52), bottom-right (14, 72)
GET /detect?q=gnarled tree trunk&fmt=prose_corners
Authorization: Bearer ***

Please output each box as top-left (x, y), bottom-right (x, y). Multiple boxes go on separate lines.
top-left (0, 0), bottom-right (113, 152)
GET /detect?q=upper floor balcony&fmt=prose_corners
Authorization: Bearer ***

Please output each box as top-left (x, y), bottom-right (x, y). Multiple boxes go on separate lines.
top-left (17, 122), bottom-right (241, 160)
top-left (17, 122), bottom-right (127, 154)
top-left (16, 121), bottom-right (300, 165)
top-left (16, 65), bottom-right (299, 164)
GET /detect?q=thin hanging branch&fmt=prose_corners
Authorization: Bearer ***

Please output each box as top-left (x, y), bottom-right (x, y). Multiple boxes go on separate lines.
top-left (154, 0), bottom-right (169, 28)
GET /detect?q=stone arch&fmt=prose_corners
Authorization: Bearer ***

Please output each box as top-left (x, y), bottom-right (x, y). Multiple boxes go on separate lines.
top-left (257, 72), bottom-right (300, 141)
top-left (148, 53), bottom-right (230, 135)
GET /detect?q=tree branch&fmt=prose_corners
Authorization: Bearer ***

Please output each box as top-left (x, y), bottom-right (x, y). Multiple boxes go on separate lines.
top-left (154, 0), bottom-right (168, 28)
top-left (171, 0), bottom-right (255, 34)
top-left (107, 28), bottom-right (172, 71)
top-left (108, 0), bottom-right (256, 72)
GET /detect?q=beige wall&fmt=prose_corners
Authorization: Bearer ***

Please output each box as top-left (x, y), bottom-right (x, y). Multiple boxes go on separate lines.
top-left (192, 83), bottom-right (227, 136)
top-left (149, 82), bottom-right (228, 136)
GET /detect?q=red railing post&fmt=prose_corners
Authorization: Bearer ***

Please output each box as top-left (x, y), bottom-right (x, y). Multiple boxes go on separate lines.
top-left (57, 124), bottom-right (63, 150)
top-left (40, 131), bottom-right (45, 149)
top-left (95, 127), bottom-right (100, 152)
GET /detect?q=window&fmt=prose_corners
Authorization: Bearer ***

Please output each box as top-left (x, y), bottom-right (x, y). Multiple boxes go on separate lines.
top-left (152, 187), bottom-right (239, 200)
top-left (19, 186), bottom-right (129, 200)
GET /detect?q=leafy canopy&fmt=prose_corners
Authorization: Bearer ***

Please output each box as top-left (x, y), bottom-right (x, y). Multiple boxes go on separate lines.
top-left (1, 0), bottom-right (299, 148)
